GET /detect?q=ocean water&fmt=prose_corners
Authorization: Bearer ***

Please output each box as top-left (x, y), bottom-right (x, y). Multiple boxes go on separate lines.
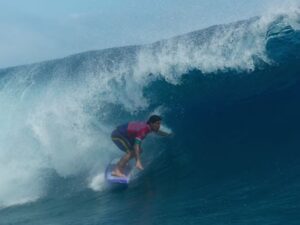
top-left (0, 6), bottom-right (300, 225)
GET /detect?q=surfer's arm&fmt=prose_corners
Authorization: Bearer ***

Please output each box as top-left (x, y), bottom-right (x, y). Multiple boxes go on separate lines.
top-left (156, 130), bottom-right (173, 137)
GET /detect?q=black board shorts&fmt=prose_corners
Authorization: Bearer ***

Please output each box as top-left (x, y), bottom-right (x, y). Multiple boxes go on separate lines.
top-left (111, 129), bottom-right (134, 153)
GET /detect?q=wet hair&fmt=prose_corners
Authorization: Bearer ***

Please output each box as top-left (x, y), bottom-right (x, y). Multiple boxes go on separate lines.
top-left (147, 115), bottom-right (162, 124)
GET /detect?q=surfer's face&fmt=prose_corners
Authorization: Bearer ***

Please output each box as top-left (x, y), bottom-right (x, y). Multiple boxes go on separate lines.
top-left (150, 120), bottom-right (161, 132)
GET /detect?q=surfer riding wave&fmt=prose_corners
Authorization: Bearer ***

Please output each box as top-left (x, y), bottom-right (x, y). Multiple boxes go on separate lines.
top-left (111, 115), bottom-right (171, 177)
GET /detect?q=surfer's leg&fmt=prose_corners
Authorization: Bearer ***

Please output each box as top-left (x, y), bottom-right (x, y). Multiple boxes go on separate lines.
top-left (119, 151), bottom-right (135, 172)
top-left (111, 132), bottom-right (134, 177)
top-left (112, 151), bottom-right (134, 177)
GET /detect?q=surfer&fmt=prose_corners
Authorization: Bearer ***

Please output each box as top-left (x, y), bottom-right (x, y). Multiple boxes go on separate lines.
top-left (111, 115), bottom-right (171, 177)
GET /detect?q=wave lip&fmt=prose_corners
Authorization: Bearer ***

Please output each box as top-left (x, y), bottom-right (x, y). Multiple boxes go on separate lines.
top-left (266, 15), bottom-right (300, 63)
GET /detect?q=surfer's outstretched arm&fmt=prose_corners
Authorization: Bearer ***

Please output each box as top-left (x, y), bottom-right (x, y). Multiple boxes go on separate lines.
top-left (156, 130), bottom-right (173, 137)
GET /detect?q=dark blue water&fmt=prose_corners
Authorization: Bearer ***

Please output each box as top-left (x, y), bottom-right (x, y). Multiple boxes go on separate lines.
top-left (0, 10), bottom-right (300, 225)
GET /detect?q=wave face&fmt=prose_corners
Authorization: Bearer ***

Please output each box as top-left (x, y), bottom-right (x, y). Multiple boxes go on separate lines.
top-left (0, 7), bottom-right (300, 225)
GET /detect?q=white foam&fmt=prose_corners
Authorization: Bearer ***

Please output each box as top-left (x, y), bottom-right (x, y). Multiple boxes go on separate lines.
top-left (0, 70), bottom-right (115, 208)
top-left (88, 173), bottom-right (106, 192)
top-left (136, 22), bottom-right (266, 77)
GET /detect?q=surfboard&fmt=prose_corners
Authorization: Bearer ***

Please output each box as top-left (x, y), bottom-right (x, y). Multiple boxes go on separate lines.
top-left (105, 159), bottom-right (132, 187)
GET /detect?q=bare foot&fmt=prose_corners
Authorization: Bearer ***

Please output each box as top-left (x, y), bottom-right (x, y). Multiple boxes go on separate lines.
top-left (111, 169), bottom-right (126, 177)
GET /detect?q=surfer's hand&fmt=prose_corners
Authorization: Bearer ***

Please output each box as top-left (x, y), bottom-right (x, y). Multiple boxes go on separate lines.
top-left (136, 161), bottom-right (144, 170)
